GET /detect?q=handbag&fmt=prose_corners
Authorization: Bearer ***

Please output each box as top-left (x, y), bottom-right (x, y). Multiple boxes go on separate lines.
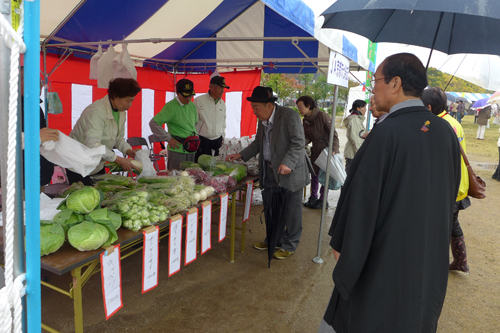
top-left (459, 144), bottom-right (486, 199)
top-left (173, 132), bottom-right (200, 153)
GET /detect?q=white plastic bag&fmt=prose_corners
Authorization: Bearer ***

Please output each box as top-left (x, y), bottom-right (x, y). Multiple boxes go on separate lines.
top-left (89, 44), bottom-right (103, 80)
top-left (112, 43), bottom-right (137, 80)
top-left (97, 44), bottom-right (118, 88)
top-left (40, 131), bottom-right (106, 177)
top-left (135, 150), bottom-right (157, 179)
top-left (314, 148), bottom-right (346, 185)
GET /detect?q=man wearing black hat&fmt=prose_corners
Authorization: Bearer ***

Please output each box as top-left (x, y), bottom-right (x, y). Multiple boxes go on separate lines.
top-left (149, 79), bottom-right (198, 170)
top-left (226, 86), bottom-right (311, 259)
top-left (194, 76), bottom-right (230, 161)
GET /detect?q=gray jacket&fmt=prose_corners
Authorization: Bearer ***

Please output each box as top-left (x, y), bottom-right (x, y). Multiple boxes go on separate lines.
top-left (240, 105), bottom-right (311, 192)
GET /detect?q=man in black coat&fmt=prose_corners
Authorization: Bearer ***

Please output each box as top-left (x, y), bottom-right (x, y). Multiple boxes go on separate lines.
top-left (319, 53), bottom-right (461, 333)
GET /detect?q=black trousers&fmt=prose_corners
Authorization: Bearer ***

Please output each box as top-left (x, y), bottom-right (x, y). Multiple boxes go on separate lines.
top-left (452, 197), bottom-right (471, 238)
top-left (195, 135), bottom-right (223, 161)
top-left (66, 167), bottom-right (105, 186)
top-left (493, 147), bottom-right (500, 181)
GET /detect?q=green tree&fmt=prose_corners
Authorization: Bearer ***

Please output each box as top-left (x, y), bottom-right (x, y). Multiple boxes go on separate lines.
top-left (427, 67), bottom-right (494, 93)
top-left (260, 73), bottom-right (302, 99)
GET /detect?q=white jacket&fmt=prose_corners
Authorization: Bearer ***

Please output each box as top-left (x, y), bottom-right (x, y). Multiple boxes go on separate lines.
top-left (70, 96), bottom-right (132, 174)
top-left (194, 92), bottom-right (226, 140)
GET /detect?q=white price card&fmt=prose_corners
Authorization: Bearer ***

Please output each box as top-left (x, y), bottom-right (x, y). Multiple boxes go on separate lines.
top-left (142, 226), bottom-right (159, 293)
top-left (219, 193), bottom-right (228, 242)
top-left (169, 215), bottom-right (183, 277)
top-left (100, 245), bottom-right (122, 320)
top-left (243, 181), bottom-right (254, 223)
top-left (201, 201), bottom-right (212, 254)
top-left (185, 208), bottom-right (198, 265)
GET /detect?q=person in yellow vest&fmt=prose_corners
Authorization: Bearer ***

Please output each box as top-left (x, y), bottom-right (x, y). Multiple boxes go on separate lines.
top-left (421, 87), bottom-right (470, 274)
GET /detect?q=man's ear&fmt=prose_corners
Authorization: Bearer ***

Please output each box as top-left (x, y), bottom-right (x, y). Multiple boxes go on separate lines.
top-left (391, 76), bottom-right (402, 93)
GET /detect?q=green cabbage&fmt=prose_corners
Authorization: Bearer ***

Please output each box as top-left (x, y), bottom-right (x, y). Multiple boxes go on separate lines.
top-left (179, 161), bottom-right (195, 170)
top-left (223, 164), bottom-right (247, 181)
top-left (40, 220), bottom-right (65, 256)
top-left (197, 155), bottom-right (217, 170)
top-left (86, 208), bottom-right (122, 230)
top-left (52, 209), bottom-right (84, 234)
top-left (66, 187), bottom-right (101, 214)
top-left (68, 221), bottom-right (109, 251)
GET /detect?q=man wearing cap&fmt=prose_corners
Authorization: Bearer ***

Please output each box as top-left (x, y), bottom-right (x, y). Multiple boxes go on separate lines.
top-left (149, 79), bottom-right (198, 170)
top-left (226, 86), bottom-right (311, 259)
top-left (194, 76), bottom-right (229, 161)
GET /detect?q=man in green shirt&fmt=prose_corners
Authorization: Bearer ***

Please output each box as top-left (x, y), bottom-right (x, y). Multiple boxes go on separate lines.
top-left (149, 79), bottom-right (198, 170)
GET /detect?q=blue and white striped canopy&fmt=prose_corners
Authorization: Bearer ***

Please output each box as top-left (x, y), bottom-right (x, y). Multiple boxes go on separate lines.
top-left (40, 0), bottom-right (373, 73)
top-left (447, 92), bottom-right (492, 103)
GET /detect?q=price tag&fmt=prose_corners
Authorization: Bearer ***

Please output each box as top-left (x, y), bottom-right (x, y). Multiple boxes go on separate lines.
top-left (185, 208), bottom-right (198, 265)
top-left (168, 215), bottom-right (183, 277)
top-left (219, 193), bottom-right (228, 242)
top-left (243, 181), bottom-right (254, 223)
top-left (100, 245), bottom-right (122, 320)
top-left (201, 200), bottom-right (212, 254)
top-left (142, 226), bottom-right (159, 293)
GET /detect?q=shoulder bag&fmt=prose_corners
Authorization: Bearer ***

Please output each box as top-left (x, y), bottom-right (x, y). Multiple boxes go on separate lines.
top-left (459, 144), bottom-right (486, 199)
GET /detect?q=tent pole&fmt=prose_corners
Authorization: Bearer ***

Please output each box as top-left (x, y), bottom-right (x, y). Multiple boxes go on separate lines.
top-left (292, 38), bottom-right (325, 75)
top-left (25, 0), bottom-right (42, 331)
top-left (313, 84), bottom-right (338, 264)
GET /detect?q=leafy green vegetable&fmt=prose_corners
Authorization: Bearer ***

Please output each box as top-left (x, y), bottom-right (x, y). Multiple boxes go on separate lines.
top-left (93, 219), bottom-right (118, 247)
top-left (59, 182), bottom-right (85, 197)
top-left (40, 221), bottom-right (65, 256)
top-left (92, 174), bottom-right (137, 187)
top-left (66, 186), bottom-right (101, 214)
top-left (223, 164), bottom-right (247, 181)
top-left (198, 155), bottom-right (217, 170)
top-left (67, 221), bottom-right (109, 251)
top-left (179, 161), bottom-right (195, 170)
top-left (52, 209), bottom-right (83, 234)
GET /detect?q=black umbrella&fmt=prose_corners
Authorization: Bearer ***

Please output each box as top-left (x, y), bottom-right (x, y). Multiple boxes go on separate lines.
top-left (321, 0), bottom-right (500, 69)
top-left (261, 185), bottom-right (291, 268)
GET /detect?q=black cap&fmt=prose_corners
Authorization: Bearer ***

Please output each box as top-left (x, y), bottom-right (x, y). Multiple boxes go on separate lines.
top-left (246, 86), bottom-right (277, 103)
top-left (176, 79), bottom-right (196, 97)
top-left (210, 76), bottom-right (230, 89)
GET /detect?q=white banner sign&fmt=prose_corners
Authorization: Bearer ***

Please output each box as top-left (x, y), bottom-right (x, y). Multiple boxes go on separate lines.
top-left (100, 245), bottom-right (122, 320)
top-left (327, 51), bottom-right (349, 88)
top-left (201, 201), bottom-right (212, 254)
top-left (142, 226), bottom-right (159, 293)
top-left (185, 208), bottom-right (198, 265)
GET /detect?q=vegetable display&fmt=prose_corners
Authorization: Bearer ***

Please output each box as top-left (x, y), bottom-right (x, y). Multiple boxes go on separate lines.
top-left (52, 209), bottom-right (84, 234)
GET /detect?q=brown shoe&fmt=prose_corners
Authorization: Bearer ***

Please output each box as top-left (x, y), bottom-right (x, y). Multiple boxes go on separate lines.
top-left (450, 236), bottom-right (469, 275)
top-left (253, 242), bottom-right (268, 250)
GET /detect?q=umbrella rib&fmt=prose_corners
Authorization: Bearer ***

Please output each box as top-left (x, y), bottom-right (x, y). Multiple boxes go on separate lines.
top-left (448, 13), bottom-right (456, 54)
top-left (371, 10), bottom-right (396, 42)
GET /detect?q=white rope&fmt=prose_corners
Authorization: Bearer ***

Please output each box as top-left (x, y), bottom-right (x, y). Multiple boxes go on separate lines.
top-left (0, 2), bottom-right (27, 332)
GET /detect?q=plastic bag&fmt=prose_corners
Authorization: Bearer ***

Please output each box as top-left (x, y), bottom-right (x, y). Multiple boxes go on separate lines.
top-left (112, 43), bottom-right (137, 80)
top-left (135, 150), bottom-right (157, 179)
top-left (40, 131), bottom-right (106, 177)
top-left (97, 44), bottom-right (118, 88)
top-left (47, 92), bottom-right (63, 115)
top-left (314, 149), bottom-right (346, 185)
top-left (318, 169), bottom-right (342, 190)
top-left (89, 44), bottom-right (103, 80)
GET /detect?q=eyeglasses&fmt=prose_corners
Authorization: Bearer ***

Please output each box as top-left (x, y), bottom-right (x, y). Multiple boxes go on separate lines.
top-left (370, 76), bottom-right (394, 86)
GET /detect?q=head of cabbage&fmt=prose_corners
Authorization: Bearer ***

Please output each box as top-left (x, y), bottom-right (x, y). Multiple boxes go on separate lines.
top-left (66, 186), bottom-right (101, 214)
top-left (40, 220), bottom-right (65, 256)
top-left (53, 209), bottom-right (84, 234)
top-left (68, 221), bottom-right (109, 251)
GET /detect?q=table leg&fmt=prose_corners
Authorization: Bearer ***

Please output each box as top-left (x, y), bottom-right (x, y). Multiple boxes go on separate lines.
top-left (230, 192), bottom-right (236, 262)
top-left (241, 219), bottom-right (246, 253)
top-left (71, 267), bottom-right (84, 333)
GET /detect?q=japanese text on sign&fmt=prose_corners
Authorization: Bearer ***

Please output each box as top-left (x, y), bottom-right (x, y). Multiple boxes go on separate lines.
top-left (327, 51), bottom-right (349, 88)
top-left (185, 208), bottom-right (198, 265)
top-left (201, 201), bottom-right (212, 254)
top-left (142, 226), bottom-right (159, 293)
top-left (100, 245), bottom-right (123, 320)
top-left (219, 193), bottom-right (228, 242)
top-left (169, 216), bottom-right (183, 276)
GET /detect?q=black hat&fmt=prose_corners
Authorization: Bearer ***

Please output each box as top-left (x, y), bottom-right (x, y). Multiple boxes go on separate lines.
top-left (210, 76), bottom-right (230, 89)
top-left (246, 86), bottom-right (277, 103)
top-left (176, 79), bottom-right (196, 97)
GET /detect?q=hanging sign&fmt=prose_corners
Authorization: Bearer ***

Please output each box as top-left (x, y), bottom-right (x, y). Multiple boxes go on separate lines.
top-left (185, 208), bottom-right (198, 265)
top-left (142, 226), bottom-right (159, 293)
top-left (201, 201), bottom-right (212, 254)
top-left (242, 181), bottom-right (254, 223)
top-left (168, 215), bottom-right (183, 277)
top-left (219, 193), bottom-right (229, 242)
top-left (100, 245), bottom-right (123, 320)
top-left (327, 50), bottom-right (349, 88)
